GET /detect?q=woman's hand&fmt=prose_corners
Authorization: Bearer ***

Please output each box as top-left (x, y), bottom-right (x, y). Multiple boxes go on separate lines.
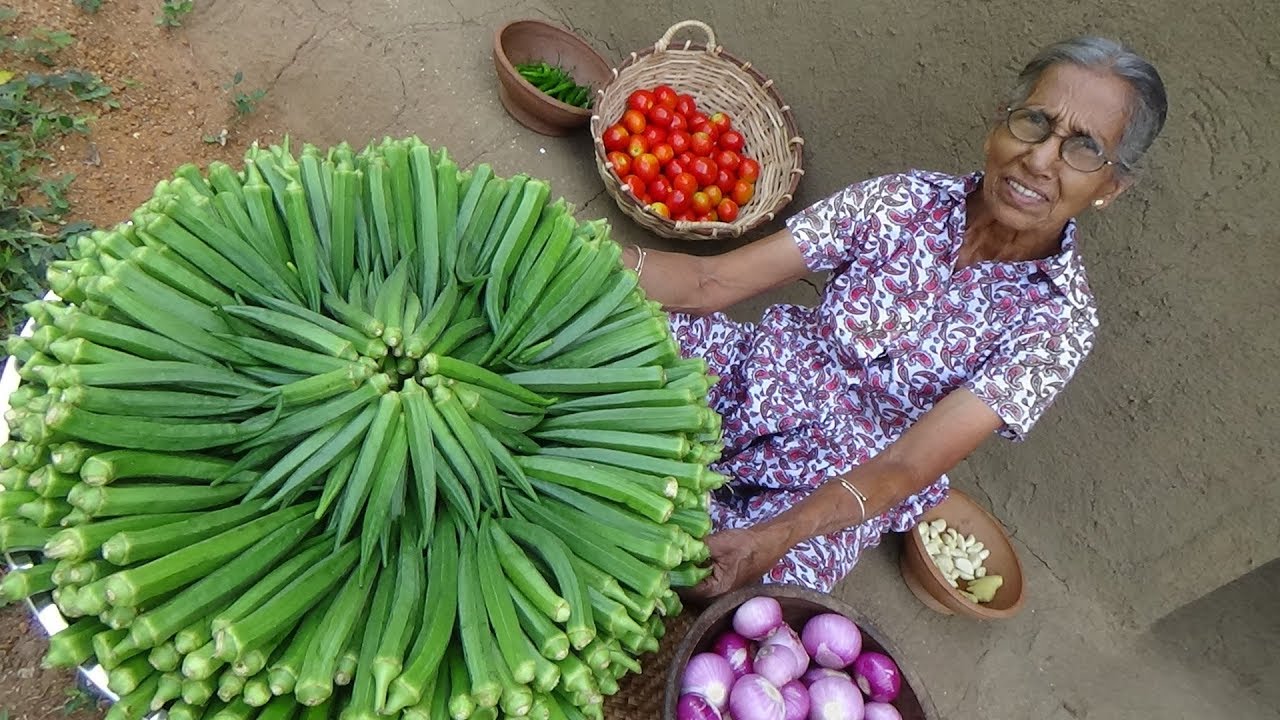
top-left (690, 525), bottom-right (790, 600)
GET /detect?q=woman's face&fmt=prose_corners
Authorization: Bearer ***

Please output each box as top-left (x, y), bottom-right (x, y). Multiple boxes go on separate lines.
top-left (982, 63), bottom-right (1134, 233)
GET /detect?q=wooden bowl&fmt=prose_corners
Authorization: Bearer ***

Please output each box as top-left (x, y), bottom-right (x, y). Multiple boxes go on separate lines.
top-left (899, 488), bottom-right (1026, 619)
top-left (662, 584), bottom-right (939, 720)
top-left (492, 19), bottom-right (613, 136)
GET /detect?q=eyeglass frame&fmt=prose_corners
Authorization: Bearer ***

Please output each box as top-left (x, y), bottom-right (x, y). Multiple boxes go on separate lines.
top-left (1002, 106), bottom-right (1126, 174)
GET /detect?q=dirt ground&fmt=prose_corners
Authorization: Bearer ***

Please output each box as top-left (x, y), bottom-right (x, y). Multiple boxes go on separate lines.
top-left (2, 0), bottom-right (1277, 718)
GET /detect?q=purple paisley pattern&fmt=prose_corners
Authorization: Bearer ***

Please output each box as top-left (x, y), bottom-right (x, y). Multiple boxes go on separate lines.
top-left (669, 170), bottom-right (1098, 592)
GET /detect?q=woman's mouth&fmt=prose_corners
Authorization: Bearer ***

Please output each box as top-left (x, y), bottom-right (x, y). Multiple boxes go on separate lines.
top-left (1001, 177), bottom-right (1049, 207)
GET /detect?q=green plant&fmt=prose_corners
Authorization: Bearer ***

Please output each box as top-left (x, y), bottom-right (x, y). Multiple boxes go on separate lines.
top-left (156, 0), bottom-right (193, 28)
top-left (73, 0), bottom-right (103, 13)
top-left (224, 71), bottom-right (266, 116)
top-left (61, 685), bottom-right (98, 714)
top-left (0, 27), bottom-right (75, 66)
top-left (0, 62), bottom-right (113, 334)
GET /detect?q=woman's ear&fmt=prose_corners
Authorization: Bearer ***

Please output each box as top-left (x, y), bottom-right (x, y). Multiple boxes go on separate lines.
top-left (1094, 173), bottom-right (1136, 209)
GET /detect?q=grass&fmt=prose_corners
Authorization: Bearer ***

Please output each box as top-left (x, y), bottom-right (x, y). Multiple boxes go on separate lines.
top-left (156, 0), bottom-right (194, 28)
top-left (61, 685), bottom-right (98, 715)
top-left (1, 11), bottom-right (113, 336)
top-left (73, 0), bottom-right (102, 13)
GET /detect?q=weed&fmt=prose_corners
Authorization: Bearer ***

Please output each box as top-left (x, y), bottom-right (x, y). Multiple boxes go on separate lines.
top-left (73, 0), bottom-right (103, 13)
top-left (0, 28), bottom-right (75, 66)
top-left (61, 685), bottom-right (98, 715)
top-left (156, 0), bottom-right (193, 28)
top-left (0, 22), bottom-right (114, 335)
top-left (224, 71), bottom-right (266, 116)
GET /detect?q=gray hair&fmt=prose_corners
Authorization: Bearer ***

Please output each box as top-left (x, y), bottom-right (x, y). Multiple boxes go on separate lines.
top-left (1010, 36), bottom-right (1168, 173)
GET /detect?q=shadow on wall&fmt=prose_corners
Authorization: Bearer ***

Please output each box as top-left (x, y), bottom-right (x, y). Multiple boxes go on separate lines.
top-left (1144, 558), bottom-right (1280, 713)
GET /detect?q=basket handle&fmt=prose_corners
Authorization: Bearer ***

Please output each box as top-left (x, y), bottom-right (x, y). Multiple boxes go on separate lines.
top-left (655, 20), bottom-right (717, 52)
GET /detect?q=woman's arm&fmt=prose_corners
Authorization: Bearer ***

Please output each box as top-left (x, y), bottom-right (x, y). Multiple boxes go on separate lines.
top-left (692, 388), bottom-right (1005, 598)
top-left (620, 227), bottom-right (812, 316)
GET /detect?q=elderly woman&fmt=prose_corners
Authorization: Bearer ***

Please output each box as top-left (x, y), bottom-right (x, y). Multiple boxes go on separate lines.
top-left (619, 36), bottom-right (1167, 598)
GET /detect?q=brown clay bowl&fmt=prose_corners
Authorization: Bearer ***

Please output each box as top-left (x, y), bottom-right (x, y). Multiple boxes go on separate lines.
top-left (900, 488), bottom-right (1026, 619)
top-left (492, 19), bottom-right (614, 136)
top-left (662, 584), bottom-right (939, 720)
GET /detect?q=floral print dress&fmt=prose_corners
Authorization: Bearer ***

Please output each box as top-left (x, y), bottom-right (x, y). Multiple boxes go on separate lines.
top-left (668, 170), bottom-right (1099, 592)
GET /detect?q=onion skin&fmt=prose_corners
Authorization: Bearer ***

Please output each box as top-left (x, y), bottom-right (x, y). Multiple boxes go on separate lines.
top-left (802, 667), bottom-right (852, 686)
top-left (733, 596), bottom-right (785, 640)
top-left (801, 613), bottom-right (862, 669)
top-left (780, 680), bottom-right (811, 720)
top-left (729, 674), bottom-right (786, 720)
top-left (754, 643), bottom-right (799, 687)
top-left (712, 630), bottom-right (755, 679)
top-left (807, 676), bottom-right (865, 720)
top-left (677, 693), bottom-right (724, 720)
top-left (852, 651), bottom-right (902, 704)
top-left (863, 702), bottom-right (903, 720)
top-left (764, 624), bottom-right (810, 671)
top-left (683, 652), bottom-right (736, 709)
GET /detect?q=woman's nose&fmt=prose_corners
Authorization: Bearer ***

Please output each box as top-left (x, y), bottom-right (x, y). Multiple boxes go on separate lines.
top-left (1023, 136), bottom-right (1062, 174)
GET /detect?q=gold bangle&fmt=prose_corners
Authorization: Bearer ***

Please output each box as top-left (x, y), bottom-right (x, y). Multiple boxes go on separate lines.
top-left (839, 479), bottom-right (868, 524)
top-left (631, 244), bottom-right (647, 279)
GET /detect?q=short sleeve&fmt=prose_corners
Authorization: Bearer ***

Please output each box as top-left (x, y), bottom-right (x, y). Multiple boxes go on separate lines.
top-left (785, 174), bottom-right (902, 273)
top-left (963, 311), bottom-right (1097, 441)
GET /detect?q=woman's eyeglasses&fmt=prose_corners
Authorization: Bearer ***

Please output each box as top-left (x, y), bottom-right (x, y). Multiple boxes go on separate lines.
top-left (1004, 107), bottom-right (1122, 173)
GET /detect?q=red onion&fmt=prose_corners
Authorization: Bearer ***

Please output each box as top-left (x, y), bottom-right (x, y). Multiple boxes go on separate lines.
top-left (801, 613), bottom-right (863, 669)
top-left (729, 674), bottom-right (786, 720)
top-left (712, 630), bottom-right (754, 679)
top-left (780, 680), bottom-right (810, 720)
top-left (754, 643), bottom-right (799, 687)
top-left (677, 693), bottom-right (724, 720)
top-left (732, 596), bottom-right (785, 640)
top-left (763, 624), bottom-right (810, 671)
top-left (808, 675), bottom-right (865, 720)
top-left (852, 652), bottom-right (901, 703)
top-left (862, 702), bottom-right (903, 720)
top-left (802, 667), bottom-right (852, 686)
top-left (682, 652), bottom-right (736, 709)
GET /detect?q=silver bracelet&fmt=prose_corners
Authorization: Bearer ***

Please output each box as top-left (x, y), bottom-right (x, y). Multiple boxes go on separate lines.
top-left (839, 479), bottom-right (869, 524)
top-left (631, 245), bottom-right (648, 279)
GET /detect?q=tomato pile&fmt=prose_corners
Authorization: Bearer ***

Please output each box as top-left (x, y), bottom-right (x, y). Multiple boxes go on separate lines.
top-left (602, 84), bottom-right (760, 223)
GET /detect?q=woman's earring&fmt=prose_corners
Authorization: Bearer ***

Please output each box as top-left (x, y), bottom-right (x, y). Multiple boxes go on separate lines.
top-left (1092, 199), bottom-right (1105, 208)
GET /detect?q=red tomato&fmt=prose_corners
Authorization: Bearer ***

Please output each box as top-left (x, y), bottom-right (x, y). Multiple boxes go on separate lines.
top-left (622, 109), bottom-right (647, 135)
top-left (622, 174), bottom-right (646, 199)
top-left (731, 180), bottom-right (755, 206)
top-left (672, 172), bottom-right (698, 196)
top-left (626, 135), bottom-right (649, 158)
top-left (675, 210), bottom-right (696, 222)
top-left (690, 157), bottom-right (719, 188)
top-left (690, 132), bottom-right (715, 157)
top-left (714, 150), bottom-right (741, 174)
top-left (653, 85), bottom-right (678, 109)
top-left (719, 129), bottom-right (745, 153)
top-left (664, 159), bottom-right (687, 179)
top-left (688, 112), bottom-right (709, 128)
top-left (633, 153), bottom-right (661, 183)
top-left (607, 151), bottom-right (631, 178)
top-left (648, 202), bottom-right (671, 219)
top-left (602, 124), bottom-right (630, 153)
top-left (716, 198), bottom-right (739, 222)
top-left (678, 152), bottom-right (696, 167)
top-left (738, 158), bottom-right (761, 184)
top-left (690, 191), bottom-right (712, 216)
top-left (666, 188), bottom-right (690, 212)
top-left (648, 177), bottom-right (671, 203)
top-left (668, 113), bottom-right (688, 132)
top-left (668, 130), bottom-right (691, 155)
top-left (627, 89), bottom-right (656, 114)
top-left (675, 94), bottom-right (697, 117)
top-left (708, 112), bottom-right (732, 133)
top-left (642, 126), bottom-right (667, 149)
top-left (699, 210), bottom-right (719, 223)
top-left (652, 143), bottom-right (675, 166)
top-left (715, 168), bottom-right (736, 194)
top-left (703, 185), bottom-right (723, 207)
top-left (648, 105), bottom-right (674, 129)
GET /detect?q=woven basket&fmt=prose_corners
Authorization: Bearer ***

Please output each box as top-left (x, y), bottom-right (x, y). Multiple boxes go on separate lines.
top-left (590, 20), bottom-right (805, 241)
